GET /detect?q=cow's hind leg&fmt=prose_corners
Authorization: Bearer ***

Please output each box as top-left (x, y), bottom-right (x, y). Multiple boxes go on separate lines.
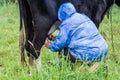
top-left (19, 0), bottom-right (35, 72)
top-left (28, 19), bottom-right (56, 72)
top-left (19, 27), bottom-right (26, 67)
top-left (18, 0), bottom-right (28, 67)
top-left (26, 0), bottom-right (58, 73)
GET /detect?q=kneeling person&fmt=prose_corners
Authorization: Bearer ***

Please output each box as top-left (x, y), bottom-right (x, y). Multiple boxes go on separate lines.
top-left (45, 2), bottom-right (108, 63)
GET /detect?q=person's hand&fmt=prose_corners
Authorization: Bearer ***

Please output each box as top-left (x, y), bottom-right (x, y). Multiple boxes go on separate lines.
top-left (45, 41), bottom-right (51, 49)
top-left (48, 34), bottom-right (56, 41)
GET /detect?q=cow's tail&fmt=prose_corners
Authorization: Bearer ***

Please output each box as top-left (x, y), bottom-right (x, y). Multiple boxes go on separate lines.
top-left (18, 0), bottom-right (26, 67)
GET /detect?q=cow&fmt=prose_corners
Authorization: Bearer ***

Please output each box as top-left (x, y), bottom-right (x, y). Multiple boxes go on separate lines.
top-left (18, 0), bottom-right (120, 72)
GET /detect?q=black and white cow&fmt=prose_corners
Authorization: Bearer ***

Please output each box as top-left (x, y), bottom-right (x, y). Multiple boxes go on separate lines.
top-left (18, 0), bottom-right (120, 70)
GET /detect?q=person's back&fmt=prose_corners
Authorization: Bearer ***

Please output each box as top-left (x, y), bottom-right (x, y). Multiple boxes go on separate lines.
top-left (67, 13), bottom-right (108, 62)
top-left (46, 2), bottom-right (108, 62)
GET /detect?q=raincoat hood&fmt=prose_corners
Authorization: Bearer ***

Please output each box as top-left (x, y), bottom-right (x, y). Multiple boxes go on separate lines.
top-left (58, 2), bottom-right (76, 21)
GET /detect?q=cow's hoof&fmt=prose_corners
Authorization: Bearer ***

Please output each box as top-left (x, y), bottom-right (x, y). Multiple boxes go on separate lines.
top-left (28, 56), bottom-right (41, 74)
top-left (21, 60), bottom-right (27, 68)
top-left (35, 57), bottom-right (41, 72)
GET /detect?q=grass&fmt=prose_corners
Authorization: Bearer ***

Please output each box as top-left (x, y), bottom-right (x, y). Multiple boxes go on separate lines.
top-left (0, 3), bottom-right (120, 80)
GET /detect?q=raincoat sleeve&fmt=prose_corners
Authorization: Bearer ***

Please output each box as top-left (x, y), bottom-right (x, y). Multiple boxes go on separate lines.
top-left (48, 24), bottom-right (69, 52)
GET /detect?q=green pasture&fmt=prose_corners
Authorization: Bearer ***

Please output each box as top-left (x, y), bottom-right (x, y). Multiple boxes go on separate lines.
top-left (0, 3), bottom-right (120, 80)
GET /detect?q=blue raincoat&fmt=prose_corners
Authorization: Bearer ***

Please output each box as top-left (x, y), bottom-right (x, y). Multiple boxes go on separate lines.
top-left (49, 2), bottom-right (108, 62)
